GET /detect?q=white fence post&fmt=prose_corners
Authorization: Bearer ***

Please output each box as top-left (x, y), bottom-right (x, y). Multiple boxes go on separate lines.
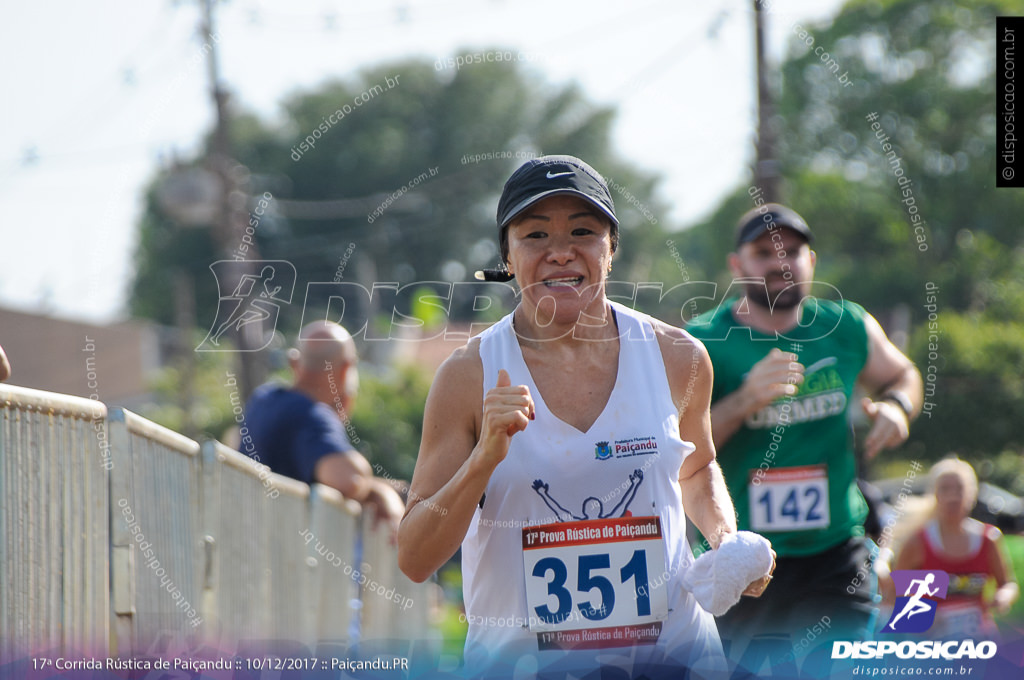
top-left (0, 385), bottom-right (110, 659)
top-left (359, 513), bottom-right (434, 643)
top-left (308, 484), bottom-right (361, 642)
top-left (200, 440), bottom-right (283, 646)
top-left (107, 408), bottom-right (202, 655)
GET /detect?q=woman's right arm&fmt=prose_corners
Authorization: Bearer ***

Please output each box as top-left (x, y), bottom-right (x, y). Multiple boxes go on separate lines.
top-left (987, 527), bottom-right (1020, 615)
top-left (397, 345), bottom-right (534, 583)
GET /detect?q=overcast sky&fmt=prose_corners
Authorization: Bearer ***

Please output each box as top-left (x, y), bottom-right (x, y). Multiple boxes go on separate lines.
top-left (0, 0), bottom-right (845, 323)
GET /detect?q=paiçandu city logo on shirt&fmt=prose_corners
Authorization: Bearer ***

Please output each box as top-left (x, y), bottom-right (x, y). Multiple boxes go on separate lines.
top-left (594, 436), bottom-right (659, 461)
top-left (884, 570), bottom-right (949, 634)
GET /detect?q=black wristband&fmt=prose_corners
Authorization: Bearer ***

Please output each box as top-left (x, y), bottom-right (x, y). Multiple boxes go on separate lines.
top-left (882, 391), bottom-right (913, 419)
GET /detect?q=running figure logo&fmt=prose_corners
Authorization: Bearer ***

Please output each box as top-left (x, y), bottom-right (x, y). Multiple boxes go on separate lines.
top-left (197, 260), bottom-right (296, 352)
top-left (884, 570), bottom-right (949, 634)
top-left (531, 469), bottom-right (644, 522)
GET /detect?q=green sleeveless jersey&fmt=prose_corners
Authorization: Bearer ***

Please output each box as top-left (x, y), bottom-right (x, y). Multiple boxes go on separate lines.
top-left (688, 297), bottom-right (870, 556)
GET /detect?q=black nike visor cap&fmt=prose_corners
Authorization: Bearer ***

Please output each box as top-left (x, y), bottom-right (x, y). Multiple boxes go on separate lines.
top-left (496, 155), bottom-right (619, 230)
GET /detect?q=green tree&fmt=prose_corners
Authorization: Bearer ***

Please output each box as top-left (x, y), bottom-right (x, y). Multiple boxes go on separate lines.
top-left (676, 0), bottom-right (1024, 466)
top-left (348, 363), bottom-right (433, 483)
top-left (774, 0), bottom-right (1024, 314)
top-left (128, 52), bottom-right (681, 478)
top-left (130, 56), bottom-right (672, 334)
top-left (908, 310), bottom-right (1024, 459)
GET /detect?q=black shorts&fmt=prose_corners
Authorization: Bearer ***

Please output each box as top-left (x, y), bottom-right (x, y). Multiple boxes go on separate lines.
top-left (715, 536), bottom-right (879, 655)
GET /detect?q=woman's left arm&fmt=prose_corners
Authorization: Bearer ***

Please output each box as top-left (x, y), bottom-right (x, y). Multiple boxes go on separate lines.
top-left (660, 328), bottom-right (774, 595)
top-left (664, 334), bottom-right (736, 550)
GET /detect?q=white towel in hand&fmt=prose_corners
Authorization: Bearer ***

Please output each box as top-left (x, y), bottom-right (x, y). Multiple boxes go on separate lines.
top-left (681, 531), bottom-right (773, 616)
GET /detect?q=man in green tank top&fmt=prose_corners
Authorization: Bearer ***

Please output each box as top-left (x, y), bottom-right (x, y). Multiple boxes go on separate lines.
top-left (687, 203), bottom-right (923, 657)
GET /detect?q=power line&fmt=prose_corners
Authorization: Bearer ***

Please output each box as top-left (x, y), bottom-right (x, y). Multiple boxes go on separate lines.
top-left (612, 9), bottom-right (731, 100)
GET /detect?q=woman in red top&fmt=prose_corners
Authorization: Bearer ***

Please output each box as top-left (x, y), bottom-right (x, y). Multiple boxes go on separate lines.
top-left (894, 457), bottom-right (1019, 638)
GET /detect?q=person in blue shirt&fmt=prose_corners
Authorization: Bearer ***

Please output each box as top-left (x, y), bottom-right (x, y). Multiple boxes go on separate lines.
top-left (244, 321), bottom-right (403, 532)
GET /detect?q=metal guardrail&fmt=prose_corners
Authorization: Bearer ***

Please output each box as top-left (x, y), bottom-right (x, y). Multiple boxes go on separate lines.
top-left (307, 484), bottom-right (362, 642)
top-left (0, 384), bottom-right (434, 660)
top-left (107, 408), bottom-right (202, 654)
top-left (0, 385), bottom-right (110, 660)
top-left (360, 514), bottom-right (432, 643)
top-left (266, 468), bottom-right (314, 643)
top-left (200, 440), bottom-right (275, 642)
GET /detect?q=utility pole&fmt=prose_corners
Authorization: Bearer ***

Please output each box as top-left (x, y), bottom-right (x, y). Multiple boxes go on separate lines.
top-left (752, 0), bottom-right (781, 202)
top-left (174, 271), bottom-right (198, 439)
top-left (199, 0), bottom-right (267, 402)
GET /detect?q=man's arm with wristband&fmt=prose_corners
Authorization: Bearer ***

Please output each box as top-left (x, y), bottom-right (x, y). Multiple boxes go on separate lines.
top-left (857, 312), bottom-right (923, 459)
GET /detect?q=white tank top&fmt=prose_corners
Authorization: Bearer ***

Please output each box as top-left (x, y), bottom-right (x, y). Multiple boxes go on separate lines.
top-left (462, 301), bottom-right (723, 676)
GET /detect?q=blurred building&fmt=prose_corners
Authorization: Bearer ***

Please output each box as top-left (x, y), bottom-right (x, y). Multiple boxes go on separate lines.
top-left (0, 305), bottom-right (161, 409)
top-left (383, 322), bottom-right (476, 377)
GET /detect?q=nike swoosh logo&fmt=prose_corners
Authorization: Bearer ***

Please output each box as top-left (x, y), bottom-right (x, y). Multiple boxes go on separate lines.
top-left (546, 171), bottom-right (574, 179)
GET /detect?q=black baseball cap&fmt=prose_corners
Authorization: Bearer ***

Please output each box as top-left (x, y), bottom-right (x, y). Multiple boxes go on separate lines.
top-left (735, 203), bottom-right (814, 247)
top-left (496, 155), bottom-right (618, 228)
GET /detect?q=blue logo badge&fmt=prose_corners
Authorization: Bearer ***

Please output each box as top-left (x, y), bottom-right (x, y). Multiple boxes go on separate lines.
top-left (884, 570), bottom-right (949, 633)
top-left (594, 441), bottom-right (612, 460)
